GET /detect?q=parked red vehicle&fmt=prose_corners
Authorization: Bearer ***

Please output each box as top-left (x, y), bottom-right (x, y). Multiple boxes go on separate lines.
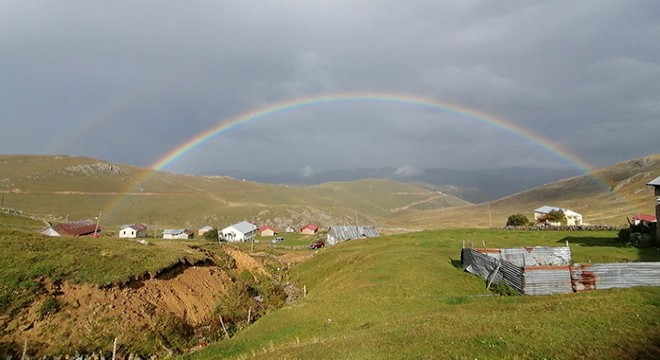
top-left (308, 240), bottom-right (325, 249)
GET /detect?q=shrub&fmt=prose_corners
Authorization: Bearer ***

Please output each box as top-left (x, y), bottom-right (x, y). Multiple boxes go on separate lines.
top-left (618, 228), bottom-right (631, 242)
top-left (490, 282), bottom-right (519, 296)
top-left (537, 210), bottom-right (567, 225)
top-left (38, 297), bottom-right (60, 319)
top-left (203, 228), bottom-right (219, 241)
top-left (506, 214), bottom-right (529, 226)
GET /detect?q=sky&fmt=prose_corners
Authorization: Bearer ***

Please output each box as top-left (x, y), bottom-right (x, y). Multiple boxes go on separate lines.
top-left (1, 0), bottom-right (659, 178)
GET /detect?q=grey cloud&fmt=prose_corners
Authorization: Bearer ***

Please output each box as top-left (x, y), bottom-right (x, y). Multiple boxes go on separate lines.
top-left (1, 0), bottom-right (658, 175)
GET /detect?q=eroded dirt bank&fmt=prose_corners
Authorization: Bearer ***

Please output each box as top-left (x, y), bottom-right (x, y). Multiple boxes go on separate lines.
top-left (0, 245), bottom-right (281, 358)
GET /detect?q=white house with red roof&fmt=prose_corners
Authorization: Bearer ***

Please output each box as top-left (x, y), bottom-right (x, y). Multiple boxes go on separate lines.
top-left (300, 224), bottom-right (319, 235)
top-left (259, 225), bottom-right (277, 237)
top-left (119, 223), bottom-right (148, 238)
top-left (631, 214), bottom-right (656, 226)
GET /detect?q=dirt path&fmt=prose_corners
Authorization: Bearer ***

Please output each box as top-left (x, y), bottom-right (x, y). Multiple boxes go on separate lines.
top-left (389, 195), bottom-right (444, 213)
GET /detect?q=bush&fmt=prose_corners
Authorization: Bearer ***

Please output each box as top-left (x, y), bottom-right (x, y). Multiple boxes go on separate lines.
top-left (537, 210), bottom-right (567, 225)
top-left (506, 214), bottom-right (529, 227)
top-left (38, 297), bottom-right (60, 319)
top-left (618, 228), bottom-right (631, 242)
top-left (490, 283), bottom-right (519, 296)
top-left (203, 228), bottom-right (219, 241)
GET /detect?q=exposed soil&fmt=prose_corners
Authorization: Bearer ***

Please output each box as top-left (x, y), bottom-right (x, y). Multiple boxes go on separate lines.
top-left (0, 246), bottom-right (273, 357)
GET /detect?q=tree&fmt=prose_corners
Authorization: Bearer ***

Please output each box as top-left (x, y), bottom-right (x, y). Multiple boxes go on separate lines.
top-left (538, 210), bottom-right (567, 225)
top-left (203, 228), bottom-right (219, 241)
top-left (506, 213), bottom-right (529, 226)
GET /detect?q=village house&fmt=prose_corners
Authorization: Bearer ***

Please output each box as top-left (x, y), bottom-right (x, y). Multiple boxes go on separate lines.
top-left (198, 225), bottom-right (214, 237)
top-left (162, 229), bottom-right (194, 240)
top-left (259, 225), bottom-right (277, 237)
top-left (533, 206), bottom-right (583, 226)
top-left (40, 219), bottom-right (101, 237)
top-left (631, 214), bottom-right (656, 226)
top-left (327, 225), bottom-right (380, 246)
top-left (220, 221), bottom-right (257, 242)
top-left (300, 224), bottom-right (319, 235)
top-left (119, 223), bottom-right (148, 239)
top-left (647, 176), bottom-right (660, 239)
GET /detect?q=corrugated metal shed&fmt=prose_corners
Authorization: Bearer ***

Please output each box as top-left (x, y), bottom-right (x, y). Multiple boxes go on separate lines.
top-left (327, 226), bottom-right (379, 245)
top-left (462, 248), bottom-right (524, 294)
top-left (523, 266), bottom-right (573, 295)
top-left (463, 245), bottom-right (660, 295)
top-left (462, 246), bottom-right (573, 295)
top-left (476, 246), bottom-right (572, 267)
top-left (571, 262), bottom-right (660, 291)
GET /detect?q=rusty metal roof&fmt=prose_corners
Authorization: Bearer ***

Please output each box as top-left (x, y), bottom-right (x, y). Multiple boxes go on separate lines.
top-left (571, 262), bottom-right (660, 291)
top-left (121, 223), bottom-right (147, 231)
top-left (51, 219), bottom-right (99, 237)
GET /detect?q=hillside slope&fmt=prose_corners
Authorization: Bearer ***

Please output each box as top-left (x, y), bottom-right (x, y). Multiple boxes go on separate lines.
top-left (0, 155), bottom-right (467, 230)
top-left (381, 154), bottom-right (660, 229)
top-left (185, 229), bottom-right (660, 359)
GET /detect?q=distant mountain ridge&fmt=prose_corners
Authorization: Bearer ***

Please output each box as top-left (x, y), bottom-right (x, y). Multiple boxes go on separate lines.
top-left (381, 154), bottom-right (660, 229)
top-left (1, 154), bottom-right (657, 231)
top-left (216, 166), bottom-right (581, 203)
top-left (0, 155), bottom-right (469, 229)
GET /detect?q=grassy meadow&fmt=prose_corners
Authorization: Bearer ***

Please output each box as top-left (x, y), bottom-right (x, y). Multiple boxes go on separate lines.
top-left (183, 229), bottom-right (660, 360)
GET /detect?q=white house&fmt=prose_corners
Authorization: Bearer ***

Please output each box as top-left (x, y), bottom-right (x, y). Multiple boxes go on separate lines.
top-left (533, 206), bottom-right (583, 226)
top-left (220, 221), bottom-right (257, 242)
top-left (162, 229), bottom-right (194, 240)
top-left (119, 223), bottom-right (148, 239)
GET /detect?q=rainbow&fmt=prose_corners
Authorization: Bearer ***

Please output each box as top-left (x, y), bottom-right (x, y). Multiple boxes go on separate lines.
top-left (105, 91), bottom-right (632, 221)
top-left (150, 91), bottom-right (593, 172)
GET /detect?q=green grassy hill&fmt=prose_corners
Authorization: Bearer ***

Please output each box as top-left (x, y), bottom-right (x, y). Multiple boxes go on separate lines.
top-left (0, 155), bottom-right (468, 231)
top-left (382, 154), bottom-right (660, 229)
top-left (183, 229), bottom-right (660, 359)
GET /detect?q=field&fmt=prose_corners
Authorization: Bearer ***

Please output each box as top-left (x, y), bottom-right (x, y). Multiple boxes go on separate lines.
top-left (183, 229), bottom-right (660, 360)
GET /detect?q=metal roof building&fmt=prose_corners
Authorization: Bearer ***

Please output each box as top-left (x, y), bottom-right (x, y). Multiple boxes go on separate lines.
top-left (40, 219), bottom-right (100, 237)
top-left (327, 225), bottom-right (379, 245)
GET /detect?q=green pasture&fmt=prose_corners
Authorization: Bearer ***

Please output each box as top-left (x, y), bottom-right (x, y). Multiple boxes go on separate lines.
top-left (184, 229), bottom-right (660, 360)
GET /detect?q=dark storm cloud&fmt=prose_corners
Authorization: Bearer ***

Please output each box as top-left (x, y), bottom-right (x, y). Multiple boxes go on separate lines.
top-left (1, 0), bottom-right (658, 175)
